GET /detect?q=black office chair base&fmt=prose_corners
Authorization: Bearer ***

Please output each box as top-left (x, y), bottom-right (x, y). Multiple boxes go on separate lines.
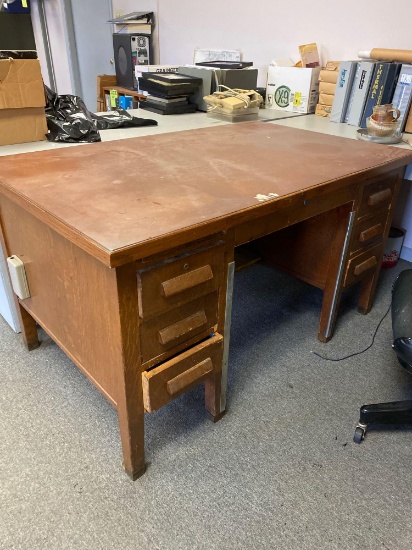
top-left (354, 399), bottom-right (412, 443)
top-left (353, 270), bottom-right (412, 444)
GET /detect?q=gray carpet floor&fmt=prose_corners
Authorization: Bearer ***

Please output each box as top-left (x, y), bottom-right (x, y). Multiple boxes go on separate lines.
top-left (2, 260), bottom-right (412, 550)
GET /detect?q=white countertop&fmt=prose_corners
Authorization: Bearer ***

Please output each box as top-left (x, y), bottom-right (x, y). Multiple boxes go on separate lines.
top-left (2, 107), bottom-right (410, 158)
top-left (0, 108), bottom-right (304, 157)
top-left (269, 113), bottom-right (412, 150)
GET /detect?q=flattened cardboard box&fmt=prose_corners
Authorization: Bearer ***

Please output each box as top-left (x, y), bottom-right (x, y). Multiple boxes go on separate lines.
top-left (319, 70), bottom-right (339, 84)
top-left (319, 81), bottom-right (336, 95)
top-left (319, 92), bottom-right (335, 106)
top-left (315, 103), bottom-right (332, 117)
top-left (0, 58), bottom-right (47, 145)
top-left (266, 66), bottom-right (320, 113)
top-left (404, 104), bottom-right (412, 133)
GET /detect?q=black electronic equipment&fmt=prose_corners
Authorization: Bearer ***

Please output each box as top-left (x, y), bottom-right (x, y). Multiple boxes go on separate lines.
top-left (138, 74), bottom-right (202, 98)
top-left (140, 102), bottom-right (197, 115)
top-left (113, 34), bottom-right (152, 89)
top-left (140, 72), bottom-right (203, 85)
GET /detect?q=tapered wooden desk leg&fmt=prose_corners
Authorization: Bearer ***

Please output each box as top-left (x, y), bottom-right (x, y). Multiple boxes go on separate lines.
top-left (358, 272), bottom-right (380, 314)
top-left (205, 370), bottom-right (226, 422)
top-left (115, 264), bottom-right (146, 480)
top-left (205, 260), bottom-right (235, 421)
top-left (118, 385), bottom-right (146, 480)
top-left (18, 304), bottom-right (40, 351)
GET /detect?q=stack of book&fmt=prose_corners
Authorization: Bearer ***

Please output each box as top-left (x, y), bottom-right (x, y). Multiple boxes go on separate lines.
top-left (330, 59), bottom-right (412, 131)
top-left (138, 73), bottom-right (203, 115)
top-left (315, 61), bottom-right (340, 117)
top-left (109, 11), bottom-right (153, 35)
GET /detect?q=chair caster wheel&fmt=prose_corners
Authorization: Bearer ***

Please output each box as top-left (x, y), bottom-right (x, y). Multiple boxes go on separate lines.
top-left (353, 426), bottom-right (366, 444)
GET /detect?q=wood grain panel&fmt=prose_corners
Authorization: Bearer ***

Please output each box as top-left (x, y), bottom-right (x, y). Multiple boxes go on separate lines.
top-left (0, 196), bottom-right (126, 404)
top-left (351, 211), bottom-right (388, 253)
top-left (357, 175), bottom-right (397, 219)
top-left (0, 124), bottom-right (411, 267)
top-left (140, 291), bottom-right (219, 364)
top-left (254, 206), bottom-right (344, 289)
top-left (142, 334), bottom-right (223, 412)
top-left (137, 243), bottom-right (224, 318)
top-left (344, 243), bottom-right (384, 287)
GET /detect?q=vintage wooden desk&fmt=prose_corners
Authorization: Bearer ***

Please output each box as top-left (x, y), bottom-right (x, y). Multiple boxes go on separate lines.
top-left (0, 122), bottom-right (411, 479)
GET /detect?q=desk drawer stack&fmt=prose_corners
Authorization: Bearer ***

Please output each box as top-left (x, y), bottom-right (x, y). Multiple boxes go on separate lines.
top-left (344, 172), bottom-right (399, 292)
top-left (343, 170), bottom-right (403, 314)
top-left (137, 241), bottom-right (226, 413)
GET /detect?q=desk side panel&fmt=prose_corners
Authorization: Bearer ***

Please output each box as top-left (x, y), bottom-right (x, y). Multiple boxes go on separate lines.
top-left (0, 196), bottom-right (127, 406)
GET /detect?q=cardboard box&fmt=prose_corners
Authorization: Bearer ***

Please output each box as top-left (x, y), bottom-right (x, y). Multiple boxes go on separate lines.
top-left (319, 69), bottom-right (339, 85)
top-left (315, 103), bottom-right (333, 117)
top-left (97, 74), bottom-right (116, 101)
top-left (0, 58), bottom-right (47, 146)
top-left (266, 66), bottom-right (321, 113)
top-left (319, 81), bottom-right (336, 95)
top-left (404, 103), bottom-right (412, 133)
top-left (325, 61), bottom-right (340, 72)
top-left (319, 92), bottom-right (335, 106)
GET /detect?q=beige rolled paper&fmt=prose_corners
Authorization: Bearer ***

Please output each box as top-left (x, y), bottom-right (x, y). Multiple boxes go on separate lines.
top-left (359, 48), bottom-right (412, 64)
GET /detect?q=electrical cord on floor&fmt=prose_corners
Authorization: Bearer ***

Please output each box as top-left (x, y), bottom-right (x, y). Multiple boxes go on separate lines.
top-left (311, 301), bottom-right (392, 361)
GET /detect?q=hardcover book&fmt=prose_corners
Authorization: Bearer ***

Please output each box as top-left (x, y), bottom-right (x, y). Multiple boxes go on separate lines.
top-left (346, 61), bottom-right (376, 126)
top-left (344, 62), bottom-right (362, 123)
top-left (380, 62), bottom-right (401, 105)
top-left (330, 61), bottom-right (357, 123)
top-left (359, 62), bottom-right (390, 128)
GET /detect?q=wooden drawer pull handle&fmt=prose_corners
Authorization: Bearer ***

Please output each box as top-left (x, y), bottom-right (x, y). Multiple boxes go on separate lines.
top-left (367, 188), bottom-right (391, 206)
top-left (359, 223), bottom-right (383, 242)
top-left (166, 358), bottom-right (213, 396)
top-left (161, 265), bottom-right (213, 297)
top-left (158, 310), bottom-right (207, 345)
top-left (354, 256), bottom-right (378, 276)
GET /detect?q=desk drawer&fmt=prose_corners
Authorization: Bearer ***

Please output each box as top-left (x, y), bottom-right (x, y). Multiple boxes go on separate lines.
top-left (142, 334), bottom-right (224, 412)
top-left (140, 291), bottom-right (219, 364)
top-left (357, 176), bottom-right (397, 219)
top-left (351, 211), bottom-right (388, 253)
top-left (344, 243), bottom-right (383, 287)
top-left (137, 243), bottom-right (225, 319)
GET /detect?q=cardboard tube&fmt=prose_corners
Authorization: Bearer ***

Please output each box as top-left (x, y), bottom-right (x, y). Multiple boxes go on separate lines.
top-left (359, 48), bottom-right (412, 64)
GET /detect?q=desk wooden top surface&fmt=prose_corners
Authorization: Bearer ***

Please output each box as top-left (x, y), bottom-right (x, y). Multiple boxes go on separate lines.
top-left (0, 122), bottom-right (411, 266)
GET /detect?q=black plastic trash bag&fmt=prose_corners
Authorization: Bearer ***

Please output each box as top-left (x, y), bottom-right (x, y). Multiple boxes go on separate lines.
top-left (44, 86), bottom-right (157, 143)
top-left (91, 108), bottom-right (158, 131)
top-left (45, 86), bottom-right (100, 143)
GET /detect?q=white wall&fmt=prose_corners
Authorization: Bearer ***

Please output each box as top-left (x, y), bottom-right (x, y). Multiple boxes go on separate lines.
top-left (155, 0), bottom-right (412, 86)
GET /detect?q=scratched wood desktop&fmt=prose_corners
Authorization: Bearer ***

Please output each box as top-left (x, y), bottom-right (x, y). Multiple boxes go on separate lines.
top-left (0, 122), bottom-right (411, 479)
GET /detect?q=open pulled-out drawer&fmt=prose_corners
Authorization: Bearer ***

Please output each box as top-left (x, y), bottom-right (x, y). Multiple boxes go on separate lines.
top-left (142, 333), bottom-right (223, 412)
